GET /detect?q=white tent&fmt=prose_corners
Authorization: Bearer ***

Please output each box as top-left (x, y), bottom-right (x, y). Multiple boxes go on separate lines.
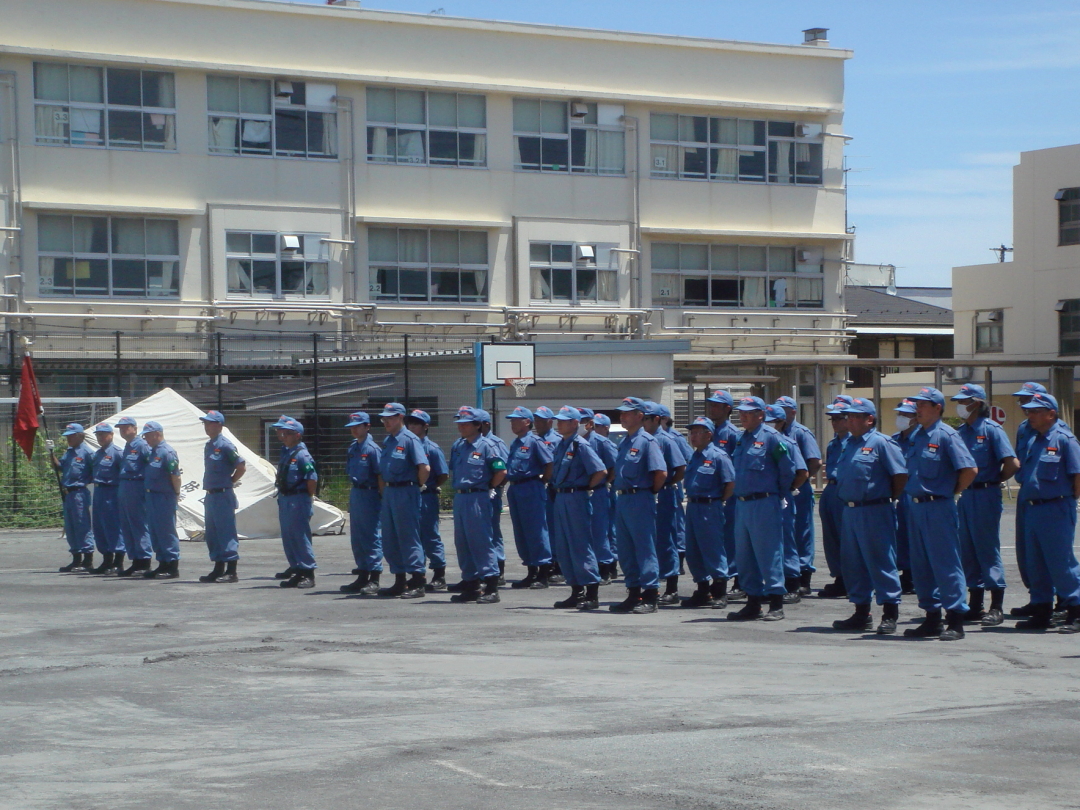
top-left (85, 388), bottom-right (345, 539)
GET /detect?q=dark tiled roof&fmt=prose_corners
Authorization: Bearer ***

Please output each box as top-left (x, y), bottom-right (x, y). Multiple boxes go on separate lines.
top-left (181, 373), bottom-right (396, 410)
top-left (844, 286), bottom-right (954, 326)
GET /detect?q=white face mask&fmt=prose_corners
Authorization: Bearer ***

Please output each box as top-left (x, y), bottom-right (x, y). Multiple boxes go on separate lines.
top-left (954, 402), bottom-right (973, 420)
top-left (895, 415), bottom-right (912, 431)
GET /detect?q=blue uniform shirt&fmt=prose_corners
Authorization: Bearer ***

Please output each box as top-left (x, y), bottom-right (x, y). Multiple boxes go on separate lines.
top-left (891, 429), bottom-right (915, 453)
top-left (450, 435), bottom-right (500, 489)
top-left (277, 441), bottom-right (317, 494)
top-left (378, 427), bottom-right (428, 484)
top-left (824, 433), bottom-right (849, 480)
top-left (119, 437), bottom-right (151, 480)
top-left (958, 417), bottom-right (1015, 484)
top-left (552, 434), bottom-right (606, 488)
top-left (664, 425), bottom-right (694, 464)
top-left (145, 441), bottom-right (180, 493)
top-left (1016, 417), bottom-right (1074, 461)
top-left (783, 420), bottom-right (821, 462)
top-left (683, 443), bottom-right (735, 498)
top-left (711, 420), bottom-right (742, 457)
top-left (652, 429), bottom-right (684, 478)
top-left (203, 434), bottom-right (244, 489)
top-left (613, 428), bottom-right (666, 491)
top-left (91, 442), bottom-right (122, 486)
top-left (1016, 422), bottom-right (1080, 500)
top-left (346, 434), bottom-right (381, 486)
top-left (835, 429), bottom-right (906, 503)
top-left (732, 424), bottom-right (797, 497)
top-left (60, 442), bottom-right (94, 488)
top-left (588, 431), bottom-right (617, 471)
top-left (421, 435), bottom-right (447, 492)
top-left (507, 431), bottom-right (553, 481)
top-left (485, 432), bottom-right (510, 469)
top-left (903, 420), bottom-right (976, 498)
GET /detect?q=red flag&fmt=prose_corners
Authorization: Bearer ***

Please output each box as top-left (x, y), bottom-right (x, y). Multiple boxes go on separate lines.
top-left (13, 356), bottom-right (42, 460)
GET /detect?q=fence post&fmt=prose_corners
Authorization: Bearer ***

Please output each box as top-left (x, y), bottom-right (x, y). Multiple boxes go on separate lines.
top-left (403, 333), bottom-right (409, 408)
top-left (114, 330), bottom-right (122, 402)
top-left (312, 332), bottom-right (320, 467)
top-left (216, 332), bottom-right (223, 412)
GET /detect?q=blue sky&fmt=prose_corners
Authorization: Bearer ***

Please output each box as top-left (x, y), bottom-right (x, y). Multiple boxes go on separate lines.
top-left (283, 0), bottom-right (1080, 287)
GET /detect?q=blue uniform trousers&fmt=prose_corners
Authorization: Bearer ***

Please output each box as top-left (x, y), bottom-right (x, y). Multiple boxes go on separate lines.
top-left (615, 491), bottom-right (659, 590)
top-left (793, 482), bottom-right (816, 572)
top-left (685, 500), bottom-right (727, 583)
top-left (278, 493), bottom-right (314, 569)
top-left (545, 488), bottom-right (558, 564)
top-left (819, 483), bottom-right (843, 578)
top-left (349, 488), bottom-right (383, 572)
top-left (491, 487), bottom-right (505, 562)
top-left (119, 480), bottom-right (151, 560)
top-left (655, 486), bottom-right (680, 579)
top-left (420, 491), bottom-right (446, 569)
top-left (91, 485), bottom-right (121, 554)
top-left (1015, 500), bottom-right (1030, 588)
top-left (906, 498), bottom-right (967, 613)
top-left (507, 480), bottom-right (551, 566)
top-left (380, 486), bottom-right (424, 575)
top-left (590, 486), bottom-right (615, 566)
top-left (958, 487), bottom-right (1006, 591)
top-left (453, 491), bottom-right (498, 581)
top-left (552, 491), bottom-right (600, 586)
top-left (734, 495), bottom-right (786, 598)
top-left (723, 499), bottom-right (737, 577)
top-left (782, 495), bottom-right (800, 580)
top-left (1024, 498), bottom-right (1080, 607)
top-left (674, 483), bottom-right (687, 553)
top-left (840, 503), bottom-right (902, 606)
top-left (63, 487), bottom-right (94, 554)
top-left (608, 488), bottom-right (618, 560)
top-left (146, 491), bottom-right (180, 563)
top-left (204, 490), bottom-right (239, 562)
top-left (895, 494), bottom-right (911, 570)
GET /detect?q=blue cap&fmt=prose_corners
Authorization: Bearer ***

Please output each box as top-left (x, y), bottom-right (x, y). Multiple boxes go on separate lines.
top-left (454, 405), bottom-right (483, 423)
top-left (688, 416), bottom-right (715, 431)
top-left (475, 409), bottom-right (491, 423)
top-left (706, 390), bottom-right (734, 406)
top-left (92, 422), bottom-right (113, 433)
top-left (656, 403), bottom-right (672, 419)
top-left (1012, 381), bottom-right (1047, 397)
top-left (271, 415), bottom-right (304, 434)
top-left (765, 405), bottom-right (786, 422)
top-left (895, 398), bottom-right (918, 415)
top-left (505, 406), bottom-right (533, 420)
top-left (115, 415), bottom-right (137, 427)
top-left (1022, 392), bottom-right (1059, 411)
top-left (576, 407), bottom-right (595, 419)
top-left (406, 409), bottom-right (430, 424)
top-left (909, 387), bottom-right (945, 406)
top-left (554, 405), bottom-right (582, 421)
top-left (533, 406), bottom-right (555, 420)
top-left (616, 397), bottom-right (648, 413)
top-left (842, 397), bottom-right (877, 416)
top-left (200, 410), bottom-right (225, 424)
top-left (345, 411), bottom-right (370, 427)
top-left (140, 420), bottom-right (164, 435)
top-left (826, 394), bottom-right (854, 414)
top-left (593, 413), bottom-right (611, 426)
top-left (735, 396), bottom-right (767, 412)
top-left (775, 396), bottom-right (797, 410)
top-left (379, 402), bottom-right (406, 417)
top-left (951, 384), bottom-right (986, 401)
top-left (642, 401), bottom-right (664, 417)
top-left (61, 423), bottom-right (85, 436)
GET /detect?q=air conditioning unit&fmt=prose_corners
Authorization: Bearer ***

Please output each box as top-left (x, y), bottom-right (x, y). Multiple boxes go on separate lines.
top-left (987, 310), bottom-right (1003, 322)
top-left (797, 249), bottom-right (813, 262)
top-left (795, 123), bottom-right (812, 137)
top-left (275, 81), bottom-right (294, 98)
top-left (570, 102), bottom-right (589, 119)
top-left (281, 234), bottom-right (301, 256)
top-left (576, 244), bottom-right (595, 261)
top-left (943, 366), bottom-right (974, 383)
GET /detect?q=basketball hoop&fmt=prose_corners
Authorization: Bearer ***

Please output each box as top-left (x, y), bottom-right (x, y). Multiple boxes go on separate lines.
top-left (505, 378), bottom-right (533, 398)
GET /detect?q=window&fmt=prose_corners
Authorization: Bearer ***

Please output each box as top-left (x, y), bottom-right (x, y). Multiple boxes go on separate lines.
top-left (974, 311), bottom-right (1003, 353)
top-left (226, 232), bottom-right (329, 298)
top-left (1060, 300), bottom-right (1080, 355)
top-left (529, 243), bottom-right (618, 304)
top-left (649, 114), bottom-right (822, 184)
top-left (368, 228), bottom-right (488, 303)
top-left (366, 88), bottom-right (486, 167)
top-left (208, 76), bottom-right (337, 159)
top-left (34, 63), bottom-right (176, 150)
top-left (1058, 188), bottom-right (1080, 246)
top-left (650, 242), bottom-right (824, 308)
top-left (38, 214), bottom-right (179, 297)
top-left (513, 100), bottom-right (625, 175)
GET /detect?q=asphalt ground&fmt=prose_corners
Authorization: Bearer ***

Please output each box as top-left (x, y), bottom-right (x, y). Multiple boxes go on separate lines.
top-left (3, 500), bottom-right (1080, 810)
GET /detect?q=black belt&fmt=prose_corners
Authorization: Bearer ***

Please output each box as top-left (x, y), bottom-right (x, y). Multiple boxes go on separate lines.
top-left (205, 487), bottom-right (232, 494)
top-left (456, 487), bottom-right (487, 494)
top-left (617, 488), bottom-right (650, 495)
top-left (911, 494), bottom-right (950, 504)
top-left (555, 486), bottom-right (591, 494)
top-left (970, 481), bottom-right (1001, 490)
top-left (510, 476), bottom-right (541, 484)
top-left (352, 483), bottom-right (378, 490)
top-left (738, 492), bottom-right (772, 502)
top-left (66, 485), bottom-right (87, 490)
top-left (845, 497), bottom-right (892, 508)
top-left (1025, 495), bottom-right (1070, 506)
top-left (279, 490), bottom-right (309, 496)
top-left (421, 487), bottom-right (439, 495)
top-left (94, 482), bottom-right (118, 487)
top-left (119, 477), bottom-right (144, 482)
top-left (386, 481), bottom-right (416, 488)
top-left (688, 496), bottom-right (722, 504)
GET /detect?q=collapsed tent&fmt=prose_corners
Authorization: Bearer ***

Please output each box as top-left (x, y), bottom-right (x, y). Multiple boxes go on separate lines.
top-left (84, 388), bottom-right (345, 539)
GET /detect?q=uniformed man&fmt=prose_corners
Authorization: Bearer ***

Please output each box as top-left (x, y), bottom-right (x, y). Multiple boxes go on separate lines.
top-left (775, 396), bottom-right (822, 596)
top-left (705, 390), bottom-right (742, 597)
top-left (51, 423), bottom-right (95, 572)
top-left (643, 402), bottom-right (685, 605)
top-left (901, 387), bottom-right (977, 640)
top-left (533, 405), bottom-right (565, 584)
top-left (592, 413), bottom-right (619, 576)
top-left (272, 415), bottom-right (318, 589)
top-left (141, 420), bottom-right (182, 580)
top-left (377, 402), bottom-right (430, 599)
top-left (659, 405), bottom-right (693, 577)
top-left (88, 423), bottom-right (123, 575)
top-left (340, 411), bottom-right (382, 595)
top-left (727, 397), bottom-right (797, 622)
top-left (114, 415), bottom-right (153, 577)
top-left (504, 405), bottom-right (554, 589)
top-left (765, 405), bottom-right (809, 605)
top-left (479, 411), bottom-right (509, 584)
top-left (680, 416), bottom-right (736, 608)
top-left (197, 411), bottom-right (245, 584)
top-left (831, 398), bottom-right (907, 634)
top-left (610, 397), bottom-right (667, 614)
top-left (581, 407), bottom-right (618, 584)
top-left (818, 395), bottom-right (853, 598)
top-left (1012, 393), bottom-right (1080, 633)
top-left (549, 406), bottom-right (607, 610)
top-left (406, 409), bottom-right (450, 592)
top-left (449, 405), bottom-right (506, 604)
top-left (951, 384), bottom-right (1018, 626)
top-left (892, 399), bottom-right (919, 595)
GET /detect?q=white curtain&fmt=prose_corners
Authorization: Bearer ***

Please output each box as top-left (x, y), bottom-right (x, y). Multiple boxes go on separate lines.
top-left (35, 105), bottom-right (67, 143)
top-left (368, 126), bottom-right (390, 160)
top-left (713, 147), bottom-right (737, 180)
top-left (650, 144), bottom-right (678, 177)
top-left (578, 128), bottom-right (597, 171)
top-left (208, 117), bottom-right (238, 152)
top-left (597, 269), bottom-right (618, 301)
top-left (771, 141), bottom-right (794, 184)
top-left (597, 130), bottom-right (624, 174)
top-left (306, 263), bottom-right (329, 296)
top-left (241, 120), bottom-right (271, 144)
top-left (742, 277), bottom-right (766, 308)
top-left (467, 133), bottom-right (486, 166)
top-left (319, 113), bottom-right (337, 156)
top-left (530, 268), bottom-right (549, 300)
top-left (396, 130), bottom-right (425, 163)
top-left (398, 230), bottom-right (427, 263)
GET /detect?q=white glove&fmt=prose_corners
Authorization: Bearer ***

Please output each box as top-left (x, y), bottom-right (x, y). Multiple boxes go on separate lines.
top-left (45, 440), bottom-right (55, 450)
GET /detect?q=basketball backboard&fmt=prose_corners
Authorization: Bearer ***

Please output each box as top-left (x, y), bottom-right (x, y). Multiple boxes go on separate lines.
top-left (479, 342), bottom-right (536, 386)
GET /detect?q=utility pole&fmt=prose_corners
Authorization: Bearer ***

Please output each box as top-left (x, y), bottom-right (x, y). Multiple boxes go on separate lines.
top-left (990, 244), bottom-right (1013, 263)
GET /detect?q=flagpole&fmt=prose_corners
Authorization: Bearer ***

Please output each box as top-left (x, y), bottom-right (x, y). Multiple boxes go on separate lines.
top-left (22, 351), bottom-right (65, 501)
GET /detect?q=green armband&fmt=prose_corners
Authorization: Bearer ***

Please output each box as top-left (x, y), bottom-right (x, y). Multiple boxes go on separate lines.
top-left (771, 442), bottom-right (789, 462)
top-left (490, 458), bottom-right (507, 472)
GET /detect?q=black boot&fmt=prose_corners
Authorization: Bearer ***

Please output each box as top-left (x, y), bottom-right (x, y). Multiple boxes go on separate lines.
top-left (280, 570), bottom-right (304, 588)
top-left (58, 553), bottom-right (82, 573)
top-left (1058, 605), bottom-right (1080, 634)
top-left (681, 581), bottom-right (714, 608)
top-left (554, 586), bottom-right (584, 609)
top-left (678, 551), bottom-right (686, 575)
top-left (898, 569), bottom-right (915, 595)
top-left (360, 572), bottom-right (381, 595)
top-left (832, 603), bottom-right (872, 631)
top-left (1053, 596), bottom-right (1068, 626)
top-left (104, 552), bottom-right (125, 576)
top-left (982, 589), bottom-right (1004, 626)
top-left (200, 561), bottom-right (225, 583)
top-left (497, 558), bottom-right (506, 587)
top-left (512, 566), bottom-right (539, 589)
top-left (477, 576), bottom-right (501, 604)
top-left (798, 569), bottom-right (813, 596)
top-left (74, 552), bottom-right (93, 573)
top-left (763, 594), bottom-right (785, 621)
top-left (217, 560), bottom-right (238, 584)
top-left (447, 579), bottom-right (468, 593)
top-left (89, 552), bottom-right (114, 575)
top-left (904, 609), bottom-right (943, 637)
top-left (548, 560), bottom-right (566, 585)
top-left (577, 583), bottom-right (600, 611)
top-left (726, 576), bottom-right (746, 602)
top-left (658, 575), bottom-right (680, 605)
top-left (144, 559), bottom-right (168, 579)
top-left (877, 602), bottom-right (900, 635)
top-left (294, 568), bottom-right (315, 589)
top-left (401, 573), bottom-right (427, 599)
top-left (783, 577), bottom-right (801, 604)
top-left (940, 609), bottom-right (966, 641)
top-left (532, 564), bottom-right (552, 589)
top-left (727, 595), bottom-right (762, 621)
top-left (1015, 602), bottom-right (1054, 630)
top-left (709, 578), bottom-right (729, 609)
top-left (820, 576), bottom-right (846, 599)
top-left (632, 587), bottom-right (658, 614)
top-left (275, 566), bottom-right (297, 580)
top-left (379, 573), bottom-right (408, 597)
top-left (1011, 602), bottom-right (1038, 617)
top-left (597, 562), bottom-right (612, 586)
top-left (426, 566), bottom-right (447, 592)
top-left (610, 586), bottom-right (641, 614)
top-left (965, 588), bottom-right (986, 623)
top-left (118, 558), bottom-right (150, 577)
top-left (450, 580), bottom-right (480, 603)
top-left (340, 571), bottom-right (370, 593)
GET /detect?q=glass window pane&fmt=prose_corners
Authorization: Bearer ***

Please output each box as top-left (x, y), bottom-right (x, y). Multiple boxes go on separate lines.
top-left (207, 75), bottom-right (239, 112)
top-left (108, 109), bottom-right (143, 147)
top-left (38, 215), bottom-right (73, 253)
top-left (367, 126), bottom-right (392, 161)
top-left (576, 268), bottom-right (597, 300)
top-left (399, 229), bottom-right (427, 262)
top-left (796, 277), bottom-right (823, 306)
top-left (738, 119), bottom-right (766, 146)
top-left (597, 130), bottom-right (625, 174)
top-left (652, 272), bottom-right (679, 305)
top-left (541, 101), bottom-right (567, 134)
top-left (69, 65), bottom-right (103, 104)
top-left (530, 267), bottom-right (551, 300)
top-left (770, 277), bottom-right (790, 307)
top-left (741, 277), bottom-right (767, 307)
top-left (226, 232), bottom-right (250, 254)
top-left (680, 115), bottom-right (708, 143)
top-left (396, 90), bottom-right (425, 125)
top-left (513, 99), bottom-right (541, 133)
top-left (112, 218), bottom-right (144, 255)
top-left (710, 244), bottom-right (738, 273)
top-left (459, 132), bottom-right (484, 165)
top-left (69, 108), bottom-right (103, 145)
top-left (650, 144), bottom-right (678, 177)
top-left (394, 130), bottom-right (426, 164)
top-left (680, 244), bottom-right (707, 271)
top-left (275, 109), bottom-right (307, 154)
top-left (35, 105), bottom-right (69, 144)
top-left (550, 267), bottom-right (573, 300)
top-left (461, 269), bottom-right (487, 300)
top-left (570, 128), bottom-right (593, 173)
top-left (368, 228), bottom-right (397, 262)
top-left (551, 244), bottom-right (572, 263)
top-left (769, 141), bottom-right (794, 184)
top-left (251, 233), bottom-right (276, 255)
top-left (682, 146), bottom-right (708, 179)
top-left (739, 246), bottom-right (767, 273)
top-left (306, 262), bottom-right (329, 295)
top-left (35, 63), bottom-right (69, 102)
top-left (768, 121), bottom-right (796, 137)
top-left (374, 267), bottom-right (396, 298)
top-left (39, 257), bottom-right (73, 294)
top-left (366, 86), bottom-right (395, 122)
top-left (711, 278), bottom-right (739, 305)
top-left (305, 83), bottom-right (336, 108)
top-left (147, 260), bottom-right (178, 296)
top-left (307, 111), bottom-right (337, 158)
top-left (711, 117), bottom-right (737, 145)
top-left (650, 113), bottom-right (678, 141)
top-left (651, 243), bottom-right (679, 270)
top-left (73, 217), bottom-right (108, 253)
top-left (712, 147), bottom-right (738, 181)
top-left (240, 78), bottom-right (271, 114)
top-left (738, 149), bottom-right (766, 181)
top-left (399, 268), bottom-right (428, 299)
top-left (252, 260), bottom-right (276, 293)
top-left (683, 276), bottom-right (708, 306)
top-left (74, 258), bottom-right (109, 293)
top-left (597, 269), bottom-right (617, 301)
top-left (143, 219), bottom-right (178, 256)
top-left (432, 269), bottom-right (460, 299)
top-left (428, 92), bottom-right (456, 127)
top-left (107, 69), bottom-right (142, 106)
top-left (142, 113), bottom-right (175, 149)
top-left (430, 230), bottom-right (458, 264)
top-left (302, 235), bottom-right (327, 261)
top-left (112, 259), bottom-right (146, 295)
top-left (769, 247), bottom-right (796, 273)
top-left (530, 243), bottom-right (550, 263)
top-left (458, 94), bottom-right (485, 128)
top-left (515, 135), bottom-right (541, 170)
top-left (459, 231), bottom-right (487, 264)
top-left (280, 261), bottom-right (305, 294)
top-left (541, 136), bottom-right (568, 171)
top-left (795, 142), bottom-right (822, 184)
top-left (429, 129), bottom-right (458, 165)
top-left (142, 72), bottom-right (174, 108)
top-left (240, 118), bottom-right (272, 153)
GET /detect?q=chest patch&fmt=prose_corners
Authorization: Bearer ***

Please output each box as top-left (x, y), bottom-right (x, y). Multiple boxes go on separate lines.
top-left (861, 446), bottom-right (873, 455)
top-left (1047, 447), bottom-right (1058, 456)
top-left (926, 444), bottom-right (939, 453)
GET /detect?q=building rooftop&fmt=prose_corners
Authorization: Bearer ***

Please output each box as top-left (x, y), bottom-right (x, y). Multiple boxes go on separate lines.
top-left (844, 286), bottom-right (954, 327)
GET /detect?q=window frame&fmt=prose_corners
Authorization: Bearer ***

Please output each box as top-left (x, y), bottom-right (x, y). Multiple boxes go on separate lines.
top-left (367, 228), bottom-right (490, 304)
top-left (974, 310), bottom-right (1004, 354)
top-left (1058, 188), bottom-right (1080, 246)
top-left (225, 231), bottom-right (331, 299)
top-left (528, 242), bottom-right (619, 305)
top-left (365, 87), bottom-right (487, 169)
top-left (1060, 299), bottom-right (1080, 356)
top-left (513, 100), bottom-right (626, 176)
